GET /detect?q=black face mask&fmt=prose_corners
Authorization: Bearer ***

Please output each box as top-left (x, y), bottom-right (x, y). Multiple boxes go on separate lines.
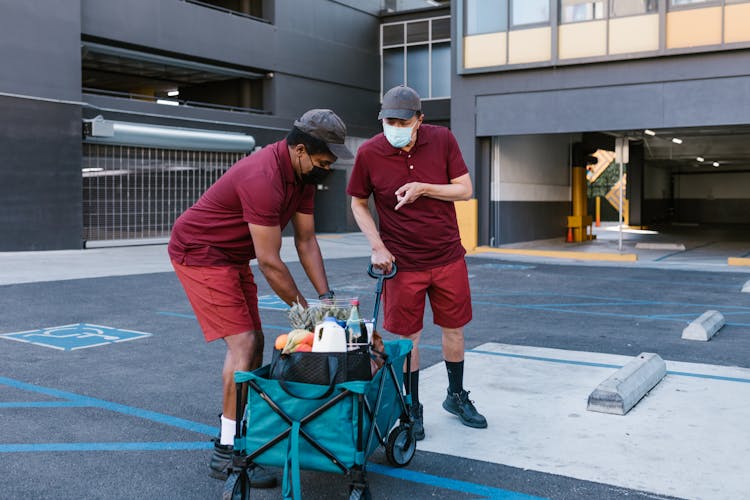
top-left (300, 152), bottom-right (332, 184)
top-left (301, 165), bottom-right (331, 185)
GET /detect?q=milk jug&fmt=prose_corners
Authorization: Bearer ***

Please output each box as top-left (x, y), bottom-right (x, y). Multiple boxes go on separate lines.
top-left (312, 317), bottom-right (347, 352)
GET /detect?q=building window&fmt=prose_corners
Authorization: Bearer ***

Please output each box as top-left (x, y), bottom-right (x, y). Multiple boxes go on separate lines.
top-left (465, 0), bottom-right (508, 34)
top-left (609, 0), bottom-right (658, 17)
top-left (669, 0), bottom-right (717, 6)
top-left (560, 0), bottom-right (606, 23)
top-left (381, 16), bottom-right (451, 99)
top-left (183, 0), bottom-right (269, 22)
top-left (512, 0), bottom-right (550, 27)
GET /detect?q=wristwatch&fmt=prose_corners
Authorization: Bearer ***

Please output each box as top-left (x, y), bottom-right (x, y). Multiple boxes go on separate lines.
top-left (318, 290), bottom-right (335, 300)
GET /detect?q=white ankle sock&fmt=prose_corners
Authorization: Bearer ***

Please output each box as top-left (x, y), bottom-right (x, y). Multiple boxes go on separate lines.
top-left (220, 415), bottom-right (236, 445)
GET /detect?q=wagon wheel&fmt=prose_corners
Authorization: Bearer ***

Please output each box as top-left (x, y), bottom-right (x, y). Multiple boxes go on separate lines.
top-left (222, 469), bottom-right (251, 500)
top-left (385, 423), bottom-right (416, 467)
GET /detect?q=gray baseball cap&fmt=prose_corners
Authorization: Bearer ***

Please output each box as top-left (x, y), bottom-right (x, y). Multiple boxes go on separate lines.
top-left (378, 85), bottom-right (421, 120)
top-left (294, 109), bottom-right (353, 159)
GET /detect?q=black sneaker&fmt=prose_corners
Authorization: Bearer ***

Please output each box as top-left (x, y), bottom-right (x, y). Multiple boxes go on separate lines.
top-left (209, 441), bottom-right (233, 480)
top-left (209, 441), bottom-right (277, 488)
top-left (442, 389), bottom-right (488, 429)
top-left (411, 402), bottom-right (425, 441)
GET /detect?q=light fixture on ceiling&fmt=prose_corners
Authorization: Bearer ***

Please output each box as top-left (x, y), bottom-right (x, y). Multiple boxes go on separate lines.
top-left (644, 129), bottom-right (656, 136)
top-left (167, 90), bottom-right (179, 97)
top-left (672, 138), bottom-right (683, 144)
top-left (696, 157), bottom-right (705, 162)
top-left (713, 161), bottom-right (720, 167)
top-left (156, 99), bottom-right (179, 106)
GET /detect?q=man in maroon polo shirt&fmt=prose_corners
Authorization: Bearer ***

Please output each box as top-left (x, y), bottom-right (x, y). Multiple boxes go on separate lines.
top-left (169, 109), bottom-right (352, 485)
top-left (347, 85), bottom-right (487, 441)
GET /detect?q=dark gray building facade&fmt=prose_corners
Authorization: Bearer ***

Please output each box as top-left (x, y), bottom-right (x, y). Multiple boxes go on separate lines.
top-left (0, 0), bottom-right (385, 250)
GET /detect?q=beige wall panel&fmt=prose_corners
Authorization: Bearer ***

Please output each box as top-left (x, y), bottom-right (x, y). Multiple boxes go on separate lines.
top-left (559, 21), bottom-right (607, 59)
top-left (725, 4), bottom-right (750, 44)
top-left (464, 33), bottom-right (507, 69)
top-left (666, 7), bottom-right (722, 48)
top-left (508, 27), bottom-right (552, 64)
top-left (609, 14), bottom-right (659, 54)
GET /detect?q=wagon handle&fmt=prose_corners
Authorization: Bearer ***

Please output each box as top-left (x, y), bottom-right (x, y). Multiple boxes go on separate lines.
top-left (368, 263), bottom-right (397, 331)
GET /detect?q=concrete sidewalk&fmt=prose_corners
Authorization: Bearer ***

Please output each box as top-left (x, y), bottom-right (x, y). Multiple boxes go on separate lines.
top-left (0, 233), bottom-right (373, 285)
top-left (2, 225), bottom-right (749, 286)
top-left (419, 343), bottom-right (750, 500)
top-left (473, 223), bottom-right (750, 273)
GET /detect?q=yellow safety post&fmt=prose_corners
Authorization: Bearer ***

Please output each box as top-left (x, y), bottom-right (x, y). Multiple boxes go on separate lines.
top-left (567, 166), bottom-right (594, 242)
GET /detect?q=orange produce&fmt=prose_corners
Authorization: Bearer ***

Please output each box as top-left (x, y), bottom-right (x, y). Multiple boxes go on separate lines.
top-left (302, 332), bottom-right (314, 346)
top-left (274, 334), bottom-right (288, 350)
top-left (294, 343), bottom-right (312, 353)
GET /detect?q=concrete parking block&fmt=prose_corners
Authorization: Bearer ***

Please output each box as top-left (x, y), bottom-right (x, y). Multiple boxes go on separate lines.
top-left (682, 310), bottom-right (725, 341)
top-left (587, 352), bottom-right (666, 415)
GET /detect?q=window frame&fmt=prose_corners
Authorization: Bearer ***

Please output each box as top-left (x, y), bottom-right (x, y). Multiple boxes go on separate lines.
top-left (510, 0), bottom-right (552, 29)
top-left (608, 0), bottom-right (659, 18)
top-left (667, 0), bottom-right (723, 10)
top-left (559, 0), bottom-right (608, 24)
top-left (380, 15), bottom-right (452, 100)
top-left (464, 0), bottom-right (509, 34)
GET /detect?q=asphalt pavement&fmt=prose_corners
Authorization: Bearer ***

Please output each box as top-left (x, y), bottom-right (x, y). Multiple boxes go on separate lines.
top-left (1, 227), bottom-right (749, 499)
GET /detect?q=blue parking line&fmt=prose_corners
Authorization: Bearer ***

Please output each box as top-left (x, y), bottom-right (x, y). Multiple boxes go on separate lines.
top-left (654, 241), bottom-right (716, 262)
top-left (0, 441), bottom-right (213, 453)
top-left (474, 290), bottom-right (750, 312)
top-left (0, 376), bottom-right (216, 436)
top-left (157, 311), bottom-right (290, 331)
top-left (368, 463), bottom-right (547, 499)
top-left (471, 300), bottom-right (750, 327)
top-left (467, 349), bottom-right (750, 384)
top-left (0, 401), bottom-right (91, 408)
top-left (0, 376), bottom-right (542, 499)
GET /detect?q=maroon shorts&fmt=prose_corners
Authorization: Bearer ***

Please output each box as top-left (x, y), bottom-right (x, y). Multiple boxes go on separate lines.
top-left (171, 260), bottom-right (261, 342)
top-left (382, 257), bottom-right (472, 335)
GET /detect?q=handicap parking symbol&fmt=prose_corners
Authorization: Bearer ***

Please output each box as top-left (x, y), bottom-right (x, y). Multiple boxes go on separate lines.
top-left (0, 323), bottom-right (152, 351)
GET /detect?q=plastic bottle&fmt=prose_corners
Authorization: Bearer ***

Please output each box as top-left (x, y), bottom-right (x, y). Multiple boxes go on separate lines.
top-left (346, 298), bottom-right (367, 348)
top-left (312, 317), bottom-right (347, 352)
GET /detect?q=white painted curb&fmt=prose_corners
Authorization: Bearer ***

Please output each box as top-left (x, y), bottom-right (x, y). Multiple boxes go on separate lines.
top-left (682, 310), bottom-right (725, 341)
top-left (742, 280), bottom-right (750, 293)
top-left (587, 352), bottom-right (666, 415)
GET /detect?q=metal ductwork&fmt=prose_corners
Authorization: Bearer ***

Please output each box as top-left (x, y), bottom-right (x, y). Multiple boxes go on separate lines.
top-left (83, 116), bottom-right (255, 152)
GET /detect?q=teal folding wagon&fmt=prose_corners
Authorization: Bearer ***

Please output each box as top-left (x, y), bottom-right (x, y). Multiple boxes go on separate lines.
top-left (224, 339), bottom-right (415, 500)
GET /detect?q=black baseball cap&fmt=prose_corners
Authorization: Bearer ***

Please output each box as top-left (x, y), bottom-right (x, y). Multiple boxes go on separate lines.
top-left (293, 109), bottom-right (353, 159)
top-left (378, 85), bottom-right (421, 120)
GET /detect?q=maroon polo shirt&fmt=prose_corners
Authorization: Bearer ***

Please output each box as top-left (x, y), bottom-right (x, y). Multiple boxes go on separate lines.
top-left (347, 124), bottom-right (468, 271)
top-left (168, 139), bottom-right (314, 266)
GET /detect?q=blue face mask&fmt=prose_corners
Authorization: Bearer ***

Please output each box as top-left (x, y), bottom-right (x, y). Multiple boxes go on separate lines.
top-left (383, 122), bottom-right (414, 148)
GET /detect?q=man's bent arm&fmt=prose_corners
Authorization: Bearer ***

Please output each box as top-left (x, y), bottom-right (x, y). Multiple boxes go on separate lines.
top-left (292, 212), bottom-right (330, 298)
top-left (394, 173), bottom-right (472, 210)
top-left (248, 222), bottom-right (308, 307)
top-left (351, 196), bottom-right (395, 272)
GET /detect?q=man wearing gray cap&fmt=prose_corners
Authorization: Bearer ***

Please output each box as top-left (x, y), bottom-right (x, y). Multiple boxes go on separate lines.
top-left (169, 109), bottom-right (352, 486)
top-left (347, 85), bottom-right (487, 441)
